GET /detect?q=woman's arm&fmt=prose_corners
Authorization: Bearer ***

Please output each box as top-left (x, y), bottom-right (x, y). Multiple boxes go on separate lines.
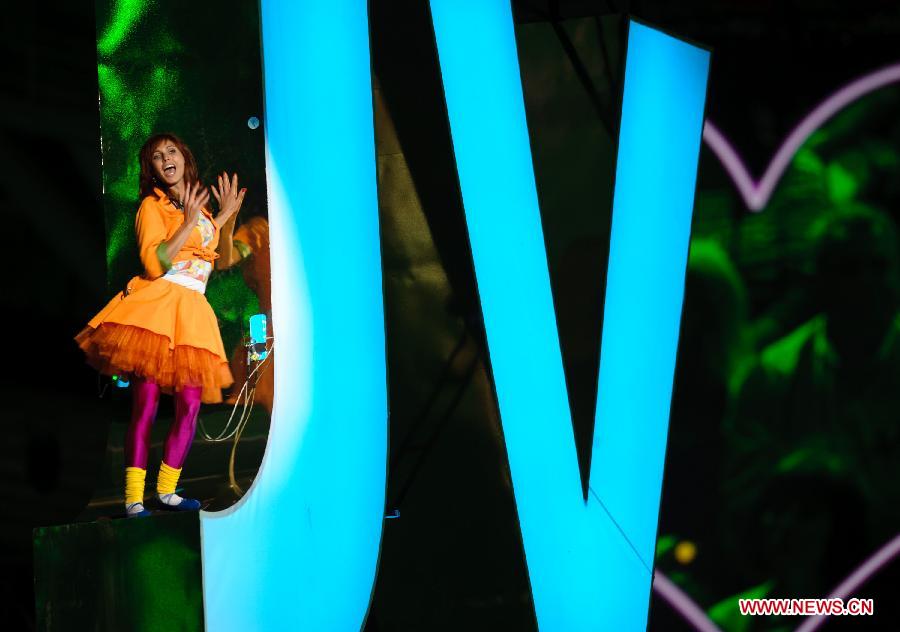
top-left (215, 212), bottom-right (244, 270)
top-left (160, 182), bottom-right (207, 267)
top-left (212, 172), bottom-right (248, 270)
top-left (135, 198), bottom-right (169, 279)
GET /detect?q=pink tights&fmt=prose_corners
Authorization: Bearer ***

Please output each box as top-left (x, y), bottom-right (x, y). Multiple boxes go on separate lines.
top-left (125, 377), bottom-right (202, 469)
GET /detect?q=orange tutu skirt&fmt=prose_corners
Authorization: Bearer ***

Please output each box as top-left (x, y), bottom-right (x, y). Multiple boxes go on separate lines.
top-left (76, 277), bottom-right (233, 403)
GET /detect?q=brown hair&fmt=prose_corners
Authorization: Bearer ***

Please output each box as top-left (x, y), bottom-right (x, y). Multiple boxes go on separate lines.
top-left (138, 133), bottom-right (200, 200)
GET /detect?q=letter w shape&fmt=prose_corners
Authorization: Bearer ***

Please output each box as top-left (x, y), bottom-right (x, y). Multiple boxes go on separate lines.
top-left (429, 4), bottom-right (710, 629)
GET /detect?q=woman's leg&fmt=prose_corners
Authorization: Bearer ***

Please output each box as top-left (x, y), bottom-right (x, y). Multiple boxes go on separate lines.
top-left (157, 385), bottom-right (202, 510)
top-left (124, 376), bottom-right (161, 516)
top-left (163, 385), bottom-right (201, 468)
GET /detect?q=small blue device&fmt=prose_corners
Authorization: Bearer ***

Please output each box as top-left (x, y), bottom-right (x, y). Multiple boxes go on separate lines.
top-left (248, 313), bottom-right (268, 361)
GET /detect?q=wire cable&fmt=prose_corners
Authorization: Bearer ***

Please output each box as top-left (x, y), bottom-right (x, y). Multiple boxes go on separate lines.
top-left (198, 341), bottom-right (273, 442)
top-left (227, 345), bottom-right (274, 496)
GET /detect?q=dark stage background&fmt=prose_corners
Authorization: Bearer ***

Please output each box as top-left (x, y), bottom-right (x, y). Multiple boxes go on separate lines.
top-left (2, 1), bottom-right (899, 630)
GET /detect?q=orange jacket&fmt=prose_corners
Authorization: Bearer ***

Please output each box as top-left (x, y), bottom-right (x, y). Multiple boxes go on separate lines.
top-left (135, 187), bottom-right (220, 280)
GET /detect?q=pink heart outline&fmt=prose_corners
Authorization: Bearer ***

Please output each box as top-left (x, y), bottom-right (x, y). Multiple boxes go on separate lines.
top-left (703, 63), bottom-right (900, 211)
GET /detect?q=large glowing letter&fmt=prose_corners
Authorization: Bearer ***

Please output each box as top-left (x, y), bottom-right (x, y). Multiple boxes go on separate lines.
top-left (429, 4), bottom-right (709, 629)
top-left (200, 1), bottom-right (386, 630)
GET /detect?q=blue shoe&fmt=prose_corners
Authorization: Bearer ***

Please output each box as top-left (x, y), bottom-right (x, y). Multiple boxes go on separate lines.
top-left (157, 494), bottom-right (202, 511)
top-left (126, 502), bottom-right (151, 518)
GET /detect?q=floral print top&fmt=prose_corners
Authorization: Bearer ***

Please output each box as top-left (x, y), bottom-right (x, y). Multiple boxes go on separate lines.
top-left (163, 213), bottom-right (216, 293)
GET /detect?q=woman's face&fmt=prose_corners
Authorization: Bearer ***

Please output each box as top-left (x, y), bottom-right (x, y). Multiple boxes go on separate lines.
top-left (151, 140), bottom-right (185, 188)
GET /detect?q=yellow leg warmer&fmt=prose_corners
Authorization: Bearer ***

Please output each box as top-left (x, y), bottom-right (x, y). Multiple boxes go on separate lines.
top-left (157, 462), bottom-right (182, 496)
top-left (125, 467), bottom-right (147, 505)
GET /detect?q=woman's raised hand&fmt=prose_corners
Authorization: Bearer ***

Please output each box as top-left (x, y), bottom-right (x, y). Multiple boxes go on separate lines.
top-left (211, 172), bottom-right (247, 226)
top-left (182, 181), bottom-right (209, 226)
top-left (161, 181), bottom-right (210, 265)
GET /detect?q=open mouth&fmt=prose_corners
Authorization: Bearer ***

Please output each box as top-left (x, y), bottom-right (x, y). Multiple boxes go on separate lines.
top-left (163, 164), bottom-right (176, 176)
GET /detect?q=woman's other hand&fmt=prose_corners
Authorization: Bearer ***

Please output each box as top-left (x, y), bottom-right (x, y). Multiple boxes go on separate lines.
top-left (211, 172), bottom-right (247, 227)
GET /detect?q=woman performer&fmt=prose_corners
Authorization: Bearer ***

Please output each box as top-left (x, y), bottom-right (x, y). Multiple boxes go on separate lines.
top-left (76, 133), bottom-right (246, 517)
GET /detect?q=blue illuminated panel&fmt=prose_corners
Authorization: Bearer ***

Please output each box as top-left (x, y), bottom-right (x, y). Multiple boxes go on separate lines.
top-left (200, 1), bottom-right (386, 630)
top-left (429, 3), bottom-right (708, 629)
top-left (589, 20), bottom-right (710, 618)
